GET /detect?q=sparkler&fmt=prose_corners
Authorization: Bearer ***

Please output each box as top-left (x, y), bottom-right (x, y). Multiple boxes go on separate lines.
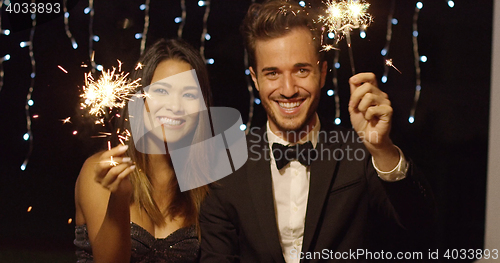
top-left (80, 61), bottom-right (141, 118)
top-left (385, 59), bottom-right (402, 74)
top-left (80, 61), bottom-right (140, 163)
top-left (319, 0), bottom-right (372, 75)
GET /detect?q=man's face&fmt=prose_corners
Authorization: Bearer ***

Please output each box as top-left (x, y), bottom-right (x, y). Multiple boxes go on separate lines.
top-left (250, 27), bottom-right (327, 134)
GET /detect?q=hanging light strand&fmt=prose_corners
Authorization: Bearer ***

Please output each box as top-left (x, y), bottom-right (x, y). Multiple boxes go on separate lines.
top-left (381, 0), bottom-right (396, 83)
top-left (243, 0), bottom-right (256, 132)
top-left (139, 0), bottom-right (150, 55)
top-left (63, 0), bottom-right (78, 49)
top-left (177, 0), bottom-right (186, 38)
top-left (199, 0), bottom-right (211, 60)
top-left (0, 0), bottom-right (5, 95)
top-left (333, 49), bottom-right (341, 125)
top-left (243, 49), bottom-right (254, 133)
top-left (88, 0), bottom-right (96, 72)
top-left (21, 1), bottom-right (37, 171)
top-left (409, 2), bottom-right (423, 123)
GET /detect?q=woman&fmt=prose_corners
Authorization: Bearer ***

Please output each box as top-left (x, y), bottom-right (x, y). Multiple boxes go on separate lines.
top-left (74, 39), bottom-right (212, 263)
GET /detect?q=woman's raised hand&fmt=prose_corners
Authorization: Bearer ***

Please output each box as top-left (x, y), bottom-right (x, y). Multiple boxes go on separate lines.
top-left (94, 145), bottom-right (135, 195)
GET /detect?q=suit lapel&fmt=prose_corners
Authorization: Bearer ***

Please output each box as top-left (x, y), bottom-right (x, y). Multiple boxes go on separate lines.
top-left (302, 123), bottom-right (342, 253)
top-left (247, 128), bottom-right (286, 263)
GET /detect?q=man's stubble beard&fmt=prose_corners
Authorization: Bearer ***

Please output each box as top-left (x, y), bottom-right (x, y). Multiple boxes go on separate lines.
top-left (262, 95), bottom-right (319, 133)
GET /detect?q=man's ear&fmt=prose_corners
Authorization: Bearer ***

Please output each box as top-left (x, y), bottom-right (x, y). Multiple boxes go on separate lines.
top-left (320, 61), bottom-right (328, 89)
top-left (249, 66), bottom-right (260, 91)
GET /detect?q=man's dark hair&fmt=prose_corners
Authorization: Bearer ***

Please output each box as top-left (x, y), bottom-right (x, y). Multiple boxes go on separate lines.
top-left (241, 0), bottom-right (324, 69)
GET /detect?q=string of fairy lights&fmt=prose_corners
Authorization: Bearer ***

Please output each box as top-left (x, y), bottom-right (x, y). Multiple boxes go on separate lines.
top-left (244, 0), bottom-right (257, 133)
top-left (4, 1), bottom-right (456, 171)
top-left (0, 0), bottom-right (11, 95)
top-left (139, 0), bottom-right (150, 55)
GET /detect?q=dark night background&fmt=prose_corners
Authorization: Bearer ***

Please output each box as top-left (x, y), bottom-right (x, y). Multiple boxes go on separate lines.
top-left (0, 0), bottom-right (493, 262)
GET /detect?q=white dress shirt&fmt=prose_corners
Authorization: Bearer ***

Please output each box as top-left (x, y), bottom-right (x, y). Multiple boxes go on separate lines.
top-left (267, 115), bottom-right (321, 263)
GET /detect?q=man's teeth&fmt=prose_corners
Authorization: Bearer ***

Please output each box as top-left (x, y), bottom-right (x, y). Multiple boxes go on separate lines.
top-left (278, 101), bottom-right (301, 109)
top-left (158, 117), bottom-right (182, 126)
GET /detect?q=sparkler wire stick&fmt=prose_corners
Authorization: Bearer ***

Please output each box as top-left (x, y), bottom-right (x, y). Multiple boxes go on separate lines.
top-left (345, 31), bottom-right (356, 75)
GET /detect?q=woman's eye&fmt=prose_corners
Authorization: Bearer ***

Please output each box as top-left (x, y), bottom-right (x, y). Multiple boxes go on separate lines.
top-left (183, 93), bottom-right (197, 99)
top-left (153, 88), bottom-right (168, 94)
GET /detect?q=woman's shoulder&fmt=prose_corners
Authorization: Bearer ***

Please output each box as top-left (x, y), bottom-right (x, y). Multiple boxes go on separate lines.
top-left (75, 151), bottom-right (105, 193)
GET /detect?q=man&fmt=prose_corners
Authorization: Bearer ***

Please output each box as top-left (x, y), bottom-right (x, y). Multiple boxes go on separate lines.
top-left (199, 1), bottom-right (434, 262)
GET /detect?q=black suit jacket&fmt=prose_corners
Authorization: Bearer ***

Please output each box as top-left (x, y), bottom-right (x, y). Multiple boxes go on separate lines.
top-left (200, 121), bottom-right (435, 262)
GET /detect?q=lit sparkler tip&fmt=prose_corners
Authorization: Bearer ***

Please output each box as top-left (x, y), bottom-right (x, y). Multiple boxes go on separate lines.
top-left (320, 0), bottom-right (372, 41)
top-left (135, 62), bottom-right (144, 70)
top-left (385, 59), bottom-right (402, 74)
top-left (58, 65), bottom-right (69, 74)
top-left (80, 62), bottom-right (141, 118)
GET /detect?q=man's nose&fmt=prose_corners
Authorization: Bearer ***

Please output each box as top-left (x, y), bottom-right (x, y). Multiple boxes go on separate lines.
top-left (281, 74), bottom-right (299, 98)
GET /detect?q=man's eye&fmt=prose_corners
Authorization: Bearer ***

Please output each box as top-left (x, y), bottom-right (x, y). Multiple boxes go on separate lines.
top-left (297, 68), bottom-right (310, 76)
top-left (265, 72), bottom-right (278, 79)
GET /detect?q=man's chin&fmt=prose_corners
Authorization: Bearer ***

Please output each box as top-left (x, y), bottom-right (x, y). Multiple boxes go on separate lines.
top-left (273, 116), bottom-right (309, 133)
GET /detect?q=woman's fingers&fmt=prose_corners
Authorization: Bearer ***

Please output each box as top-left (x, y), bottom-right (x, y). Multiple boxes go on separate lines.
top-left (106, 165), bottom-right (136, 193)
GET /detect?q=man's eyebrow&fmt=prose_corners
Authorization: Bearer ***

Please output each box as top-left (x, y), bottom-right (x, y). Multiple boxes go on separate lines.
top-left (294, 63), bottom-right (313, 68)
top-left (261, 67), bottom-right (278, 72)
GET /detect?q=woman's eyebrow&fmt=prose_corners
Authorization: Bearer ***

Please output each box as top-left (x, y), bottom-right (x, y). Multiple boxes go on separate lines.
top-left (183, 86), bottom-right (199, 91)
top-left (151, 82), bottom-right (172, 88)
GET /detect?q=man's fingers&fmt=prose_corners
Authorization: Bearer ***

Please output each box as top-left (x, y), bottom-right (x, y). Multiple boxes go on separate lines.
top-left (357, 93), bottom-right (391, 113)
top-left (349, 72), bottom-right (377, 93)
top-left (364, 105), bottom-right (393, 121)
top-left (350, 88), bottom-right (390, 112)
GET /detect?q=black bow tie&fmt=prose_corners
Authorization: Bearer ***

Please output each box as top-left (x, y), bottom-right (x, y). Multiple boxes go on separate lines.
top-left (271, 141), bottom-right (317, 170)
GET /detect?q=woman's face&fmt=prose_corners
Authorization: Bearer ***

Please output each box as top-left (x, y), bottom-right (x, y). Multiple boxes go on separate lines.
top-left (143, 59), bottom-right (204, 144)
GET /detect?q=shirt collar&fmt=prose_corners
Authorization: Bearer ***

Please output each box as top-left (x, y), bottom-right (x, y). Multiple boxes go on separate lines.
top-left (266, 114), bottom-right (321, 149)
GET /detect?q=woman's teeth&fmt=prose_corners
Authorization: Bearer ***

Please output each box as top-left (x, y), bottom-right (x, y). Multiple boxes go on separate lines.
top-left (278, 101), bottom-right (301, 109)
top-left (158, 117), bottom-right (183, 126)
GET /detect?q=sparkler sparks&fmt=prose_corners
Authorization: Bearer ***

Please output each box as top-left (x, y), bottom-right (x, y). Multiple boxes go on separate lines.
top-left (80, 63), bottom-right (141, 117)
top-left (319, 0), bottom-right (372, 75)
top-left (58, 65), bottom-right (68, 73)
top-left (60, 117), bottom-right (72, 124)
top-left (385, 59), bottom-right (402, 74)
top-left (319, 0), bottom-right (372, 41)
